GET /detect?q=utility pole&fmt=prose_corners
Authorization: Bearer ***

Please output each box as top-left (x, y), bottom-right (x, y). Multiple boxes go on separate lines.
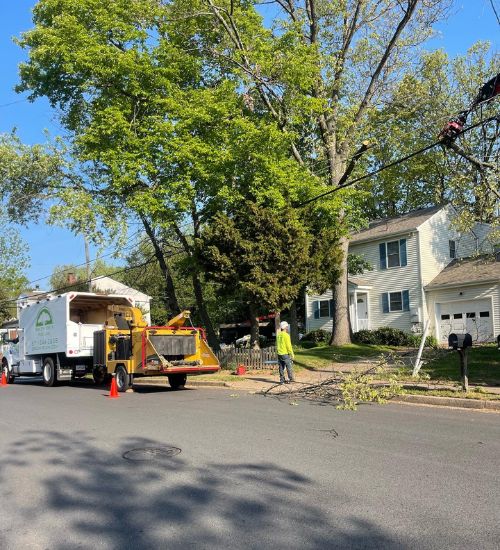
top-left (84, 235), bottom-right (92, 291)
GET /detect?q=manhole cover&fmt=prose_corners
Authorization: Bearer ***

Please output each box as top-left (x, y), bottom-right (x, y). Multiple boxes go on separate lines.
top-left (123, 446), bottom-right (181, 462)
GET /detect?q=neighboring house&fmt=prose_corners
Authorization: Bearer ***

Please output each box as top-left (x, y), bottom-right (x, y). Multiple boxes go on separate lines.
top-left (306, 204), bottom-right (498, 344)
top-left (91, 276), bottom-right (152, 324)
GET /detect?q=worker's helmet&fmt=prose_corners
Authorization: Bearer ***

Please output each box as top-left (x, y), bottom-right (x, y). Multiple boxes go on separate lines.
top-left (280, 321), bottom-right (289, 330)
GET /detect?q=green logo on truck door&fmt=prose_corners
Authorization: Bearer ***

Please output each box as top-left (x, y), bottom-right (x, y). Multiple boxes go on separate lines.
top-left (35, 307), bottom-right (53, 328)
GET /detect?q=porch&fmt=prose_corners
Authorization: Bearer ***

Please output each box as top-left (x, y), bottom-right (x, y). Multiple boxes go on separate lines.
top-left (348, 278), bottom-right (372, 333)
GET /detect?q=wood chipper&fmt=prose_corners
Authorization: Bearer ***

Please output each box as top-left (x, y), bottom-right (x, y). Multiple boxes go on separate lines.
top-left (94, 306), bottom-right (220, 391)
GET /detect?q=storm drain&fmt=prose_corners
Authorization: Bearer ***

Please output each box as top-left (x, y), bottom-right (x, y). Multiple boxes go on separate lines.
top-left (122, 446), bottom-right (181, 462)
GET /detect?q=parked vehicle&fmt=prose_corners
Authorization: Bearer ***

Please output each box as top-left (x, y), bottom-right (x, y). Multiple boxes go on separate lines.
top-left (2, 292), bottom-right (219, 391)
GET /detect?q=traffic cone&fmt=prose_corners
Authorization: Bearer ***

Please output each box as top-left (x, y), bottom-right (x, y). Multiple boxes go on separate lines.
top-left (108, 374), bottom-right (119, 398)
top-left (1, 371), bottom-right (8, 386)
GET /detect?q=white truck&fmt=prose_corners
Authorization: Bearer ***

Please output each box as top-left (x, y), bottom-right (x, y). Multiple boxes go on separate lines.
top-left (2, 291), bottom-right (219, 390)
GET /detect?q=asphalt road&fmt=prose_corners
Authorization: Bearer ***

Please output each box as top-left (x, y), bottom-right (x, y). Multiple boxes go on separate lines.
top-left (0, 379), bottom-right (499, 550)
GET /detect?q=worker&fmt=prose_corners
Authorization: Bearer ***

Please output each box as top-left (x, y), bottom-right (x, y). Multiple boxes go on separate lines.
top-left (276, 321), bottom-right (295, 384)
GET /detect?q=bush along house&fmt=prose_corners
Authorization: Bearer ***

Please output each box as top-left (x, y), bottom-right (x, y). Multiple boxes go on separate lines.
top-left (306, 205), bottom-right (498, 344)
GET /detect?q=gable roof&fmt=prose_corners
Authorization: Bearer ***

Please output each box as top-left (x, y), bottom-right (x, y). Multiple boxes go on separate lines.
top-left (426, 256), bottom-right (500, 289)
top-left (350, 205), bottom-right (445, 244)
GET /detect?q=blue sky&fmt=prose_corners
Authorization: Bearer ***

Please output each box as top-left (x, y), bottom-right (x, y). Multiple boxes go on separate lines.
top-left (1, 1), bottom-right (499, 286)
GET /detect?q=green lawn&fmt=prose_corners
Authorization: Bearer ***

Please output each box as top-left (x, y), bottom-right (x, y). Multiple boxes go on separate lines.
top-left (294, 343), bottom-right (395, 370)
top-left (421, 345), bottom-right (500, 386)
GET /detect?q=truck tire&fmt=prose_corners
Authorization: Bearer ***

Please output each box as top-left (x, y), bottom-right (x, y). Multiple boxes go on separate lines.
top-left (168, 374), bottom-right (187, 390)
top-left (115, 365), bottom-right (131, 393)
top-left (42, 357), bottom-right (57, 387)
top-left (2, 361), bottom-right (14, 384)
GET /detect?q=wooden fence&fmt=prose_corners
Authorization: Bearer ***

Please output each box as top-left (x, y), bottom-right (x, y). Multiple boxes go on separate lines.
top-left (216, 346), bottom-right (278, 370)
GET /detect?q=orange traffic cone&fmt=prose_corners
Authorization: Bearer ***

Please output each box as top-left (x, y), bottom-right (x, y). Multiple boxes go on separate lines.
top-left (1, 370), bottom-right (8, 386)
top-left (108, 374), bottom-right (119, 398)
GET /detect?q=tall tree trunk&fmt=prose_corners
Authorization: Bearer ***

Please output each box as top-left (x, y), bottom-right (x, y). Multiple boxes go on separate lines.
top-left (140, 215), bottom-right (180, 317)
top-left (249, 303), bottom-right (260, 349)
top-left (192, 271), bottom-right (220, 351)
top-left (274, 311), bottom-right (281, 341)
top-left (329, 237), bottom-right (351, 346)
top-left (289, 300), bottom-right (299, 345)
top-left (172, 222), bottom-right (219, 350)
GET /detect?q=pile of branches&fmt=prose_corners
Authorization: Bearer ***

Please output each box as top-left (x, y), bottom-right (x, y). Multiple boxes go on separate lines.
top-left (262, 363), bottom-right (403, 410)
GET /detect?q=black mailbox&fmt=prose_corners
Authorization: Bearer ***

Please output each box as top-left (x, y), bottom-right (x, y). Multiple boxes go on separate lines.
top-left (448, 333), bottom-right (472, 350)
top-left (497, 334), bottom-right (500, 350)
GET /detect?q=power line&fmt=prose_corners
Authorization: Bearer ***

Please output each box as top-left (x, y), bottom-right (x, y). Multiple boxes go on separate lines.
top-left (0, 250), bottom-right (183, 307)
top-left (295, 114), bottom-right (499, 208)
top-left (488, 0), bottom-right (500, 25)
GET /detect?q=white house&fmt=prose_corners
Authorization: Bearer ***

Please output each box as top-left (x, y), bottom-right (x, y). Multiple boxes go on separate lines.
top-left (91, 276), bottom-right (152, 325)
top-left (306, 205), bottom-right (498, 344)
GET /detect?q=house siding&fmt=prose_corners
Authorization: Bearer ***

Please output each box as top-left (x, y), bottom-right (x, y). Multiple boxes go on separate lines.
top-left (426, 283), bottom-right (500, 342)
top-left (349, 234), bottom-right (423, 333)
top-left (417, 205), bottom-right (480, 288)
top-left (305, 290), bottom-right (334, 332)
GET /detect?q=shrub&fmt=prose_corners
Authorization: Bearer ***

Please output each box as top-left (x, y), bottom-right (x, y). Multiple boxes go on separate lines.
top-left (301, 329), bottom-right (331, 344)
top-left (353, 327), bottom-right (438, 348)
top-left (352, 329), bottom-right (378, 345)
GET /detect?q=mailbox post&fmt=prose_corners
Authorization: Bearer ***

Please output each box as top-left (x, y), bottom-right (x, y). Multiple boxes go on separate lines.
top-left (448, 333), bottom-right (472, 392)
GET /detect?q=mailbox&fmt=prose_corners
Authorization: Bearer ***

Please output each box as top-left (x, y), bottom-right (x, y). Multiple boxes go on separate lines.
top-left (448, 333), bottom-right (472, 350)
top-left (497, 334), bottom-right (500, 350)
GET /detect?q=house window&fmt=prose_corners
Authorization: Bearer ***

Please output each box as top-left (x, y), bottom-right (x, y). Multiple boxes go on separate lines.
top-left (449, 240), bottom-right (456, 259)
top-left (441, 314), bottom-right (450, 320)
top-left (382, 290), bottom-right (410, 313)
top-left (379, 239), bottom-right (407, 269)
top-left (453, 313), bottom-right (462, 319)
top-left (466, 312), bottom-right (476, 318)
top-left (313, 299), bottom-right (334, 319)
top-left (479, 311), bottom-right (490, 318)
top-left (389, 292), bottom-right (403, 311)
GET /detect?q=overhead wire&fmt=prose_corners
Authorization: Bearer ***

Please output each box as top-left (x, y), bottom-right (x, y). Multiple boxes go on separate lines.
top-left (0, 249), bottom-right (185, 307)
top-left (295, 114), bottom-right (499, 208)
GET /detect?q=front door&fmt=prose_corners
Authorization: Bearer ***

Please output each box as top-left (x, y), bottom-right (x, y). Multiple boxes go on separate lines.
top-left (356, 295), bottom-right (369, 331)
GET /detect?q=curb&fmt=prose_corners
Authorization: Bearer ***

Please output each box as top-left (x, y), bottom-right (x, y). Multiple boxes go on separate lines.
top-left (393, 394), bottom-right (500, 411)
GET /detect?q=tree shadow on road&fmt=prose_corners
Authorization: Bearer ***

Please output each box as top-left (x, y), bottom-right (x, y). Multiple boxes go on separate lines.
top-left (0, 429), bottom-right (400, 549)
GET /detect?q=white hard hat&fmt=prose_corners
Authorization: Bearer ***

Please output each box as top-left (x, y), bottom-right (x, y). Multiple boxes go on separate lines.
top-left (280, 321), bottom-right (289, 330)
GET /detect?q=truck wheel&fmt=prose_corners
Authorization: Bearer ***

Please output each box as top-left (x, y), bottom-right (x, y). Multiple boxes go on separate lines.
top-left (42, 357), bottom-right (57, 387)
top-left (2, 361), bottom-right (14, 384)
top-left (115, 365), bottom-right (131, 393)
top-left (168, 374), bottom-right (187, 390)
top-left (92, 367), bottom-right (107, 386)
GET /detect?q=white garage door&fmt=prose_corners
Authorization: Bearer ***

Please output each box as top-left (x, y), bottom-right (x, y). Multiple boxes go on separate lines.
top-left (438, 299), bottom-right (493, 343)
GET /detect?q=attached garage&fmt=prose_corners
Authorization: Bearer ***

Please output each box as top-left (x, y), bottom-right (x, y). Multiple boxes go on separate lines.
top-left (436, 298), bottom-right (493, 343)
top-left (425, 257), bottom-right (500, 345)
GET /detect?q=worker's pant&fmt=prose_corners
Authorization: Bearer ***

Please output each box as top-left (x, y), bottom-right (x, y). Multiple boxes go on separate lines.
top-left (278, 354), bottom-right (294, 382)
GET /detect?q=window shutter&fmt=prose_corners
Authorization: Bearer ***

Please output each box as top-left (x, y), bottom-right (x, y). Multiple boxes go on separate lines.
top-left (329, 299), bottom-right (335, 318)
top-left (379, 243), bottom-right (387, 270)
top-left (382, 293), bottom-right (389, 313)
top-left (313, 301), bottom-right (320, 319)
top-left (400, 239), bottom-right (407, 266)
top-left (402, 290), bottom-right (410, 311)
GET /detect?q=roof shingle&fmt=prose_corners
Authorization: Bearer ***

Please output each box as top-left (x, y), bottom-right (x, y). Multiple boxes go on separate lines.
top-left (350, 205), bottom-right (445, 243)
top-left (425, 256), bottom-right (500, 289)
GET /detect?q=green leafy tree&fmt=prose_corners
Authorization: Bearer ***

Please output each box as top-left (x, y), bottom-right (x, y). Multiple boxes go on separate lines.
top-left (15, 0), bottom-right (319, 349)
top-left (160, 0), bottom-right (451, 345)
top-left (0, 214), bottom-right (30, 321)
top-left (364, 45), bottom-right (499, 231)
top-left (197, 202), bottom-right (311, 347)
